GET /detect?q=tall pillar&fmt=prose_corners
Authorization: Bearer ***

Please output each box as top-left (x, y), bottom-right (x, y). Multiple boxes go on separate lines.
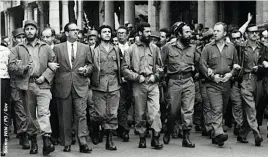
top-left (256, 1), bottom-right (263, 25)
top-left (4, 11), bottom-right (8, 35)
top-left (77, 0), bottom-right (83, 30)
top-left (119, 1), bottom-right (124, 25)
top-left (99, 1), bottom-right (105, 26)
top-left (124, 0), bottom-right (135, 26)
top-left (49, 0), bottom-right (60, 33)
top-left (62, 0), bottom-right (69, 30)
top-left (104, 0), bottom-right (114, 29)
top-left (231, 2), bottom-right (239, 25)
top-left (263, 1), bottom-right (268, 23)
top-left (148, 1), bottom-right (159, 31)
top-left (204, 1), bottom-right (217, 28)
top-left (159, 1), bottom-right (170, 29)
top-left (37, 1), bottom-right (44, 31)
top-left (24, 2), bottom-right (33, 21)
top-left (198, 0), bottom-right (205, 24)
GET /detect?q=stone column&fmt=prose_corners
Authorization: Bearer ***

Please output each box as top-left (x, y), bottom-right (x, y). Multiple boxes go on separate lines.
top-left (198, 0), bottom-right (205, 24)
top-left (124, 0), bottom-right (135, 26)
top-left (256, 1), bottom-right (263, 25)
top-left (77, 0), bottom-right (83, 30)
top-left (231, 2), bottom-right (239, 25)
top-left (159, 1), bottom-right (170, 29)
top-left (148, 1), bottom-right (159, 31)
top-left (37, 1), bottom-right (44, 31)
top-left (204, 1), bottom-right (217, 28)
top-left (99, 1), bottom-right (105, 26)
top-left (24, 2), bottom-right (33, 21)
top-left (104, 0), bottom-right (114, 29)
top-left (263, 1), bottom-right (268, 23)
top-left (62, 0), bottom-right (69, 30)
top-left (49, 0), bottom-right (60, 34)
top-left (4, 11), bottom-right (8, 36)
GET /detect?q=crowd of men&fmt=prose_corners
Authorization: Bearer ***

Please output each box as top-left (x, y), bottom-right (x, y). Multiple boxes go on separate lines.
top-left (1, 12), bottom-right (268, 156)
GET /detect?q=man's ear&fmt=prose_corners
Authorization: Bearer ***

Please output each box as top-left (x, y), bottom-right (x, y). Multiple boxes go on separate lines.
top-left (65, 31), bottom-right (68, 37)
top-left (139, 31), bottom-right (142, 36)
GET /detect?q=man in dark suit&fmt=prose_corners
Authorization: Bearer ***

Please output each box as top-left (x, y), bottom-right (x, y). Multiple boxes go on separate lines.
top-left (53, 22), bottom-right (92, 153)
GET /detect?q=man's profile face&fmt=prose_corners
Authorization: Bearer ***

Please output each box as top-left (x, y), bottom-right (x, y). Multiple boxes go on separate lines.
top-left (160, 31), bottom-right (167, 46)
top-left (42, 29), bottom-right (54, 45)
top-left (14, 34), bottom-right (25, 45)
top-left (88, 36), bottom-right (97, 46)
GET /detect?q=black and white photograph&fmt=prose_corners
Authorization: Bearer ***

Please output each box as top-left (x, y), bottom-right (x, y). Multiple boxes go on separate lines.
top-left (1, 0), bottom-right (268, 156)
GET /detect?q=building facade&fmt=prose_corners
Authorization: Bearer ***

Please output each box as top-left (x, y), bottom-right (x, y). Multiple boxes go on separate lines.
top-left (1, 0), bottom-right (268, 37)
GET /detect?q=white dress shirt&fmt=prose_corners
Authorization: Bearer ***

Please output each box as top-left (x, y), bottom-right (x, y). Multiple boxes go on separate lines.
top-left (66, 41), bottom-right (77, 68)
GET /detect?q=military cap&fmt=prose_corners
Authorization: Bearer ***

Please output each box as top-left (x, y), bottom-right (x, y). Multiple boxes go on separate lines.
top-left (24, 20), bottom-right (38, 29)
top-left (12, 28), bottom-right (24, 37)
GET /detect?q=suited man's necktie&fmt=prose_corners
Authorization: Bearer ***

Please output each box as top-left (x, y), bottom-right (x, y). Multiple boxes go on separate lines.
top-left (71, 44), bottom-right (75, 65)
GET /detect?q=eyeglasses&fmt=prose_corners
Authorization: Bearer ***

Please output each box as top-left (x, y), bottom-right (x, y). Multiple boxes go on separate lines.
top-left (42, 36), bottom-right (51, 38)
top-left (117, 32), bottom-right (126, 35)
top-left (231, 37), bottom-right (241, 40)
top-left (248, 31), bottom-right (259, 34)
top-left (69, 29), bottom-right (79, 32)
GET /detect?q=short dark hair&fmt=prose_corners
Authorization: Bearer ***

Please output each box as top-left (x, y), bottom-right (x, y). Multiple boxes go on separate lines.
top-left (64, 22), bottom-right (77, 32)
top-left (230, 29), bottom-right (242, 38)
top-left (137, 22), bottom-right (150, 33)
top-left (214, 22), bottom-right (227, 32)
top-left (98, 25), bottom-right (113, 35)
top-left (42, 27), bottom-right (56, 37)
top-left (117, 26), bottom-right (128, 34)
top-left (159, 28), bottom-right (171, 38)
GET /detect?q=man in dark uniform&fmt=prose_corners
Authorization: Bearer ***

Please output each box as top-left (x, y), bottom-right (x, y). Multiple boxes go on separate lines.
top-left (200, 22), bottom-right (239, 147)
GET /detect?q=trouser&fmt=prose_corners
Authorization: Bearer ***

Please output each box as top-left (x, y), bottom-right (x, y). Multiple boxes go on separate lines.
top-left (26, 82), bottom-right (52, 136)
top-left (87, 88), bottom-right (95, 133)
top-left (11, 88), bottom-right (29, 134)
top-left (1, 78), bottom-right (10, 149)
top-left (194, 80), bottom-right (203, 127)
top-left (49, 96), bottom-right (59, 139)
top-left (92, 90), bottom-right (120, 130)
top-left (230, 81), bottom-right (243, 128)
top-left (256, 78), bottom-right (266, 126)
top-left (118, 82), bottom-right (133, 133)
top-left (239, 78), bottom-right (262, 138)
top-left (200, 80), bottom-right (212, 132)
top-left (57, 85), bottom-right (89, 146)
top-left (133, 83), bottom-right (162, 134)
top-left (166, 78), bottom-right (195, 133)
top-left (206, 81), bottom-right (231, 138)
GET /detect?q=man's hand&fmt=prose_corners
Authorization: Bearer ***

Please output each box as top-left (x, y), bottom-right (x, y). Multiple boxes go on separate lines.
top-left (191, 65), bottom-right (195, 72)
top-left (233, 64), bottom-right (241, 70)
top-left (263, 61), bottom-right (268, 68)
top-left (24, 62), bottom-right (32, 74)
top-left (247, 12), bottom-right (253, 23)
top-left (78, 67), bottom-right (87, 74)
top-left (148, 75), bottom-right (156, 83)
top-left (222, 73), bottom-right (232, 82)
top-left (139, 75), bottom-right (145, 83)
top-left (48, 62), bottom-right (59, 72)
top-left (252, 66), bottom-right (258, 72)
top-left (213, 74), bottom-right (222, 83)
top-left (36, 76), bottom-right (45, 84)
top-left (208, 68), bottom-right (214, 76)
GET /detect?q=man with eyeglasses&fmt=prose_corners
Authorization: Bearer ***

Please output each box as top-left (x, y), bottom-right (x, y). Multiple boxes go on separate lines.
top-left (116, 26), bottom-right (132, 142)
top-left (227, 29), bottom-right (245, 137)
top-left (237, 24), bottom-right (268, 146)
top-left (53, 22), bottom-right (92, 153)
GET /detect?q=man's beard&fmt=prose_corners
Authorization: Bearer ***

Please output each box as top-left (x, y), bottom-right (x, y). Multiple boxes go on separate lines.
top-left (26, 33), bottom-right (37, 42)
top-left (140, 36), bottom-right (151, 45)
top-left (181, 37), bottom-right (190, 45)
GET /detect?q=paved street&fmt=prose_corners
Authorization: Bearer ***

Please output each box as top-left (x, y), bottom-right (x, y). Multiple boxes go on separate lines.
top-left (4, 122), bottom-right (268, 157)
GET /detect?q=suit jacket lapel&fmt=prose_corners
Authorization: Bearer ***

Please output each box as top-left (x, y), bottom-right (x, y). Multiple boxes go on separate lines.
top-left (74, 42), bottom-right (82, 68)
top-left (63, 42), bottom-right (72, 69)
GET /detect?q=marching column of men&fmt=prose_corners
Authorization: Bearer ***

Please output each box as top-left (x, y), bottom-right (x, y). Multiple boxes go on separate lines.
top-left (1, 17), bottom-right (268, 156)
